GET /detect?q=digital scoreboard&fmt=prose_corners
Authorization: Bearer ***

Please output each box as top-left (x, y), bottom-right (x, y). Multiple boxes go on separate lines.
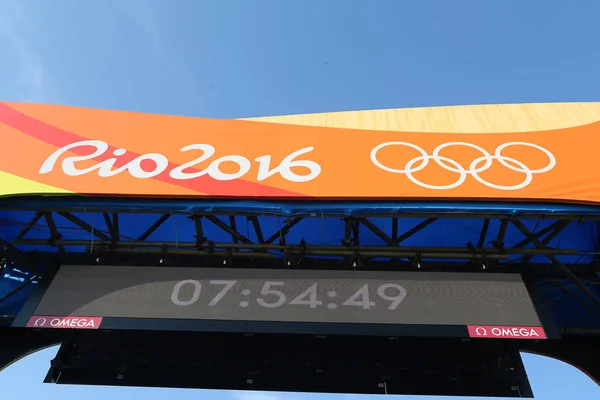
top-left (11, 265), bottom-right (544, 397)
top-left (15, 265), bottom-right (547, 339)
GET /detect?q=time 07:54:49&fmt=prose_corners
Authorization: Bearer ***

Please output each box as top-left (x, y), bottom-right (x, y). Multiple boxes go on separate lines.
top-left (170, 280), bottom-right (407, 310)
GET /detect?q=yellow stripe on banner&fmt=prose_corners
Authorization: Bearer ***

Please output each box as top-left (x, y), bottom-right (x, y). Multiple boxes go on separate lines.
top-left (243, 102), bottom-right (600, 133)
top-left (0, 171), bottom-right (71, 197)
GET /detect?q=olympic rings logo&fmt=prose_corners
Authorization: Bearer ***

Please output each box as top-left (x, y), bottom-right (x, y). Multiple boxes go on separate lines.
top-left (370, 141), bottom-right (556, 191)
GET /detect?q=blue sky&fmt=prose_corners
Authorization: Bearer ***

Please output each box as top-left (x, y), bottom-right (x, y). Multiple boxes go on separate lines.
top-left (1, 0), bottom-right (600, 119)
top-left (0, 0), bottom-right (600, 398)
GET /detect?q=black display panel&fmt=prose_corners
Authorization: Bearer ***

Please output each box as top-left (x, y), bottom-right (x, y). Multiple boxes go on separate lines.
top-left (16, 265), bottom-right (546, 338)
top-left (44, 331), bottom-right (534, 398)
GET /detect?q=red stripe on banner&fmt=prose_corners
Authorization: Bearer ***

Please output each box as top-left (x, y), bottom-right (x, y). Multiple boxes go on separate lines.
top-left (0, 102), bottom-right (305, 198)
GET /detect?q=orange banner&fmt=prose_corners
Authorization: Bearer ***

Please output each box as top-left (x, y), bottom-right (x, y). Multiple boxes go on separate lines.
top-left (1, 101), bottom-right (600, 204)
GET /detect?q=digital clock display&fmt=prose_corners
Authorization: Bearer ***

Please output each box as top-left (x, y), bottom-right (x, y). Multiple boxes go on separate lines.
top-left (22, 265), bottom-right (544, 332)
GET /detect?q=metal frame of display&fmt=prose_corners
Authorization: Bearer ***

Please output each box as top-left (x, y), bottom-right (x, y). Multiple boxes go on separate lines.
top-left (1, 207), bottom-right (600, 301)
top-left (1, 205), bottom-right (600, 384)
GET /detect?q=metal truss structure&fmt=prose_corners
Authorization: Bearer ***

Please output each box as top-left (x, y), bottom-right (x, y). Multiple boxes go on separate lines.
top-left (1, 205), bottom-right (600, 309)
top-left (1, 207), bottom-right (599, 273)
top-left (1, 204), bottom-right (600, 385)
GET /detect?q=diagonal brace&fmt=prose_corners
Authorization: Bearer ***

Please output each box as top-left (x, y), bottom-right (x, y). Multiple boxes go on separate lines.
top-left (0, 274), bottom-right (38, 304)
top-left (396, 218), bottom-right (436, 244)
top-left (204, 215), bottom-right (253, 244)
top-left (359, 218), bottom-right (394, 246)
top-left (265, 217), bottom-right (302, 245)
top-left (512, 219), bottom-right (600, 314)
top-left (511, 220), bottom-right (566, 249)
top-left (519, 221), bottom-right (571, 264)
top-left (44, 213), bottom-right (66, 255)
top-left (138, 214), bottom-right (171, 242)
top-left (12, 212), bottom-right (44, 243)
top-left (248, 216), bottom-right (265, 243)
top-left (57, 212), bottom-right (111, 242)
